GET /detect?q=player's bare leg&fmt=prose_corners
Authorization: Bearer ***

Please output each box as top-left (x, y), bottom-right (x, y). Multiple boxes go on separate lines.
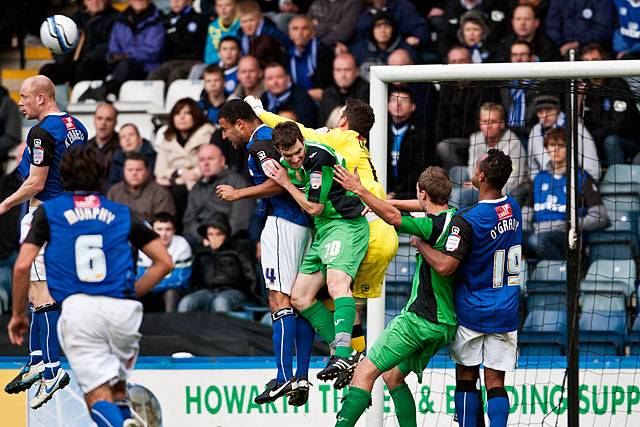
top-left (483, 367), bottom-right (509, 427)
top-left (455, 364), bottom-right (485, 427)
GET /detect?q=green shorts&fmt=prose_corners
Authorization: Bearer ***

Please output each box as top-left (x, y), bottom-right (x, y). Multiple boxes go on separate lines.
top-left (368, 311), bottom-right (456, 383)
top-left (299, 215), bottom-right (369, 279)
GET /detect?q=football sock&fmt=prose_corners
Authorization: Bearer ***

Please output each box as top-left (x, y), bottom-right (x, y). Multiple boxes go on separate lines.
top-left (390, 383), bottom-right (417, 427)
top-left (333, 297), bottom-right (356, 358)
top-left (455, 380), bottom-right (481, 427)
top-left (28, 310), bottom-right (42, 366)
top-left (487, 387), bottom-right (509, 427)
top-left (271, 307), bottom-right (296, 382)
top-left (90, 401), bottom-right (124, 427)
top-left (115, 399), bottom-right (132, 421)
top-left (350, 324), bottom-right (366, 353)
top-left (300, 300), bottom-right (335, 347)
top-left (336, 386), bottom-right (371, 427)
top-left (35, 305), bottom-right (61, 380)
top-left (294, 315), bottom-right (315, 379)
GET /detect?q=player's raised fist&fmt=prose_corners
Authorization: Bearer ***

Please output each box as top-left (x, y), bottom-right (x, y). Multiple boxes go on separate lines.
top-left (244, 95), bottom-right (266, 116)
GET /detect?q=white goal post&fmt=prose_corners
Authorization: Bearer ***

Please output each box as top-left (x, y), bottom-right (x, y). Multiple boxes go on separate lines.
top-left (365, 59), bottom-right (640, 427)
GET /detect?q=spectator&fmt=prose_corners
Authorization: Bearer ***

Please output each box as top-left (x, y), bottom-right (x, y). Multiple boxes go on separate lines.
top-left (317, 53), bottom-right (369, 126)
top-left (260, 62), bottom-right (318, 127)
top-left (307, 0), bottom-right (363, 50)
top-left (79, 0), bottom-right (165, 101)
top-left (183, 144), bottom-right (255, 246)
top-left (178, 213), bottom-right (258, 313)
top-left (204, 0), bottom-right (241, 65)
top-left (137, 212), bottom-right (193, 312)
top-left (108, 123), bottom-right (157, 187)
top-left (155, 98), bottom-right (215, 224)
top-left (87, 103), bottom-right (119, 167)
top-left (544, 0), bottom-right (614, 57)
top-left (527, 94), bottom-right (601, 180)
top-left (496, 4), bottom-right (560, 62)
top-left (355, 0), bottom-right (429, 52)
top-left (237, 0), bottom-right (292, 56)
top-left (198, 65), bottom-right (228, 124)
top-left (387, 86), bottom-right (430, 199)
top-left (457, 10), bottom-right (494, 63)
top-left (439, 0), bottom-right (509, 58)
top-left (0, 85), bottom-right (21, 161)
top-left (230, 55), bottom-right (266, 100)
top-left (39, 0), bottom-right (119, 85)
top-left (0, 148), bottom-right (22, 298)
top-left (580, 44), bottom-right (640, 164)
top-left (287, 14), bottom-right (334, 102)
top-left (523, 128), bottom-right (608, 259)
top-left (467, 103), bottom-right (528, 196)
top-left (107, 151), bottom-right (176, 221)
top-left (189, 35), bottom-right (242, 86)
top-left (435, 46), bottom-right (500, 170)
top-left (147, 0), bottom-right (208, 85)
top-left (500, 41), bottom-right (541, 139)
top-left (350, 12), bottom-right (416, 81)
top-left (614, 0), bottom-right (640, 59)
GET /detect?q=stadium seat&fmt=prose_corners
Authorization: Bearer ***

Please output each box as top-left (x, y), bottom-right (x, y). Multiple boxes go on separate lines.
top-left (115, 80), bottom-right (165, 113)
top-left (161, 79), bottom-right (204, 114)
top-left (579, 306), bottom-right (627, 356)
top-left (600, 165), bottom-right (640, 214)
top-left (581, 259), bottom-right (637, 301)
top-left (525, 282), bottom-right (567, 312)
top-left (67, 80), bottom-right (104, 113)
top-left (450, 186), bottom-right (478, 209)
top-left (519, 310), bottom-right (567, 356)
top-left (531, 260), bottom-right (567, 282)
top-left (601, 164), bottom-right (640, 188)
top-left (448, 166), bottom-right (470, 186)
top-left (117, 113), bottom-right (155, 142)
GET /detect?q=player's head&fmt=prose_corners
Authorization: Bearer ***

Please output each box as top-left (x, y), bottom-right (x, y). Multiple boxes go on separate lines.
top-left (151, 212), bottom-right (177, 247)
top-left (273, 121), bottom-right (305, 169)
top-left (60, 145), bottom-right (107, 192)
top-left (416, 166), bottom-right (452, 210)
top-left (218, 99), bottom-right (260, 147)
top-left (338, 98), bottom-right (375, 136)
top-left (123, 151), bottom-right (150, 189)
top-left (18, 75), bottom-right (56, 120)
top-left (472, 149), bottom-right (513, 192)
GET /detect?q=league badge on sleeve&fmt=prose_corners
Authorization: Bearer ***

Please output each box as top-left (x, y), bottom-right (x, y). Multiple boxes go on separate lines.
top-left (33, 139), bottom-right (44, 164)
top-left (310, 172), bottom-right (322, 190)
top-left (446, 226), bottom-right (461, 252)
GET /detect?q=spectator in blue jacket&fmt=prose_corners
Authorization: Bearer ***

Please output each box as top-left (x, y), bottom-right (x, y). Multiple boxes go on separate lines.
top-left (544, 0), bottom-right (614, 57)
top-left (204, 0), bottom-right (241, 65)
top-left (79, 0), bottom-right (165, 101)
top-left (355, 0), bottom-right (428, 52)
top-left (138, 212), bottom-right (193, 312)
top-left (350, 12), bottom-right (416, 81)
top-left (613, 0), bottom-right (640, 58)
top-left (261, 62), bottom-right (318, 127)
top-left (237, 0), bottom-right (292, 55)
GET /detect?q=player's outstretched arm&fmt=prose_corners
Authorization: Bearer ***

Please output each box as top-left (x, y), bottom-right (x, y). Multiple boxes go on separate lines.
top-left (387, 199), bottom-right (422, 212)
top-left (8, 243), bottom-right (41, 345)
top-left (411, 237), bottom-right (460, 276)
top-left (216, 179), bottom-right (284, 201)
top-left (333, 164), bottom-right (402, 227)
top-left (136, 239), bottom-right (174, 297)
top-left (0, 165), bottom-right (48, 214)
top-left (265, 161), bottom-right (324, 215)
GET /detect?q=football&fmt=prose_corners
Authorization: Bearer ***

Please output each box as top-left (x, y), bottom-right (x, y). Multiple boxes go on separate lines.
top-left (39, 15), bottom-right (79, 55)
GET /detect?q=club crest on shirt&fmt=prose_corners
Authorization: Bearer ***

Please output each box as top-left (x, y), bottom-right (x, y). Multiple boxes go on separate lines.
top-left (495, 203), bottom-right (513, 221)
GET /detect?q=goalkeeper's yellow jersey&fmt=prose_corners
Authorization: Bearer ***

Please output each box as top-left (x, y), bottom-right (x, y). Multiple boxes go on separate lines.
top-left (258, 111), bottom-right (387, 200)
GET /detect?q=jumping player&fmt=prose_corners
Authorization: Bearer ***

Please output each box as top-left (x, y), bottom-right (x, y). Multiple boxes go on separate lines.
top-left (267, 122), bottom-right (369, 381)
top-left (8, 145), bottom-right (173, 427)
top-left (333, 165), bottom-right (457, 427)
top-left (4, 75), bottom-right (87, 408)
top-left (416, 149), bottom-right (521, 427)
top-left (216, 99), bottom-right (316, 406)
top-left (244, 95), bottom-right (399, 374)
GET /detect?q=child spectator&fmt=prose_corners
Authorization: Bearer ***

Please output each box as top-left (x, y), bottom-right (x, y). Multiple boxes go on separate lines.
top-left (189, 35), bottom-right (241, 92)
top-left (178, 213), bottom-right (259, 313)
top-left (137, 212), bottom-right (193, 312)
top-left (198, 65), bottom-right (228, 124)
top-left (204, 0), bottom-right (241, 65)
top-left (237, 0), bottom-right (292, 56)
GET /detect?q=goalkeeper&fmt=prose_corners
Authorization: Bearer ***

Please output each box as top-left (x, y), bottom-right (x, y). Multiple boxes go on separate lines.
top-left (243, 95), bottom-right (399, 361)
top-left (332, 165), bottom-right (457, 427)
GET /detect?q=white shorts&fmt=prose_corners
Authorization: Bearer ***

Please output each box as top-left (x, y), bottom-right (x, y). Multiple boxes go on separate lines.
top-left (260, 216), bottom-right (312, 295)
top-left (450, 325), bottom-right (518, 372)
top-left (20, 205), bottom-right (46, 282)
top-left (57, 294), bottom-right (143, 394)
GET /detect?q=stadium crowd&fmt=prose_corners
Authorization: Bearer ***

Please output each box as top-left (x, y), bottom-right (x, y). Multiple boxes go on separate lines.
top-left (0, 0), bottom-right (639, 314)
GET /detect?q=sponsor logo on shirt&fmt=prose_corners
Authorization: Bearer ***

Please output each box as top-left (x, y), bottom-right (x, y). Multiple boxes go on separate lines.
top-left (62, 116), bottom-right (76, 130)
top-left (74, 194), bottom-right (101, 208)
top-left (495, 203), bottom-right (513, 220)
top-left (310, 172), bottom-right (321, 189)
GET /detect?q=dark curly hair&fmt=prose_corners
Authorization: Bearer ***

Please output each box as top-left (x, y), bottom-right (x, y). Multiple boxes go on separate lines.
top-left (60, 145), bottom-right (107, 192)
top-left (218, 99), bottom-right (259, 124)
top-left (479, 149), bottom-right (513, 191)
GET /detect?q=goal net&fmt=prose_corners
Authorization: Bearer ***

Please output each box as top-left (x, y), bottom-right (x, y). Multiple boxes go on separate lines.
top-left (368, 59), bottom-right (640, 427)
